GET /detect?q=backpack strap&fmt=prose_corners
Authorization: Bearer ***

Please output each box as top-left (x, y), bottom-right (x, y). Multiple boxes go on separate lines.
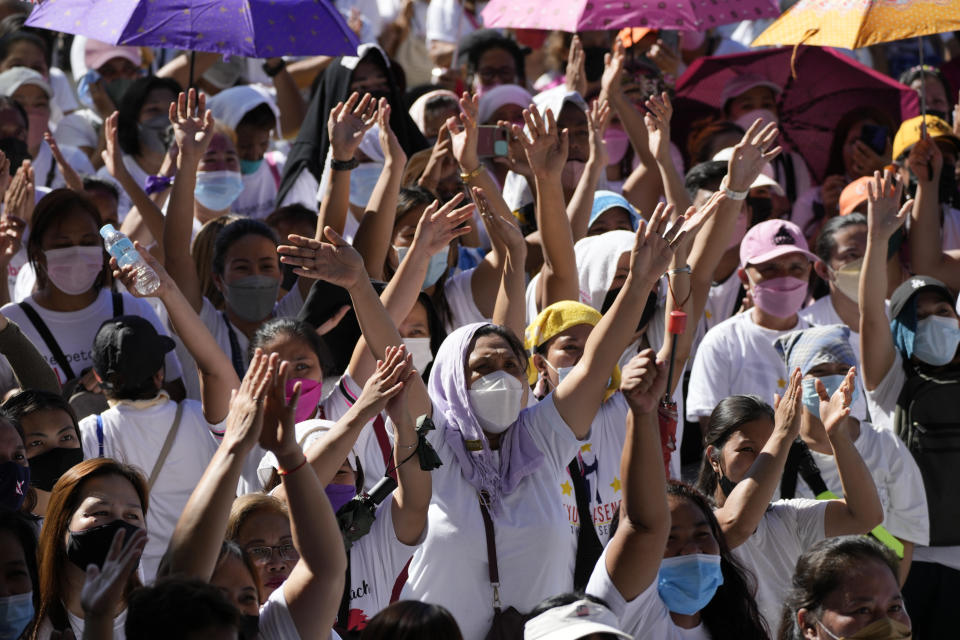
top-left (18, 301), bottom-right (75, 381)
top-left (111, 291), bottom-right (124, 317)
top-left (147, 401), bottom-right (185, 490)
top-left (568, 459), bottom-right (604, 591)
top-left (96, 413), bottom-right (104, 458)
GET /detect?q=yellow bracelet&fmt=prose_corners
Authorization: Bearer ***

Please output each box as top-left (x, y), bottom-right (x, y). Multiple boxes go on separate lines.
top-left (460, 165), bottom-right (485, 183)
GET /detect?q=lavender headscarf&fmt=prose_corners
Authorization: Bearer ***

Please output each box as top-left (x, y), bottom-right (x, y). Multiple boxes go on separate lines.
top-left (428, 323), bottom-right (545, 511)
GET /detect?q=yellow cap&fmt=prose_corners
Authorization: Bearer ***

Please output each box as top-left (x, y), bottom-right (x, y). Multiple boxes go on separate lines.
top-left (892, 115), bottom-right (960, 161)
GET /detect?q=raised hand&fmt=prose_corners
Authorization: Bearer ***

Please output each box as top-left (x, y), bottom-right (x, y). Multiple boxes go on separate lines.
top-left (817, 367), bottom-right (857, 436)
top-left (411, 192), bottom-right (473, 255)
top-left (629, 202), bottom-right (687, 280)
top-left (110, 240), bottom-right (173, 299)
top-left (647, 38), bottom-right (681, 77)
top-left (620, 348), bottom-right (668, 414)
top-left (354, 344), bottom-right (410, 421)
top-left (101, 111), bottom-right (131, 182)
top-left (384, 349), bottom-right (417, 428)
top-left (328, 92), bottom-right (377, 163)
top-left (0, 213), bottom-right (25, 269)
top-left (278, 227), bottom-right (367, 289)
top-left (0, 151), bottom-right (10, 200)
top-left (418, 126), bottom-right (455, 193)
top-left (726, 119), bottom-right (781, 193)
top-left (3, 161), bottom-right (33, 226)
top-left (586, 99), bottom-right (611, 168)
top-left (773, 367), bottom-right (802, 439)
top-left (564, 35), bottom-right (586, 96)
top-left (866, 170), bottom-right (911, 241)
top-left (44, 132), bottom-right (84, 192)
top-left (260, 355), bottom-right (302, 458)
top-left (644, 91), bottom-right (673, 161)
top-left (376, 98), bottom-right (406, 167)
top-left (80, 526), bottom-right (147, 619)
top-left (169, 89), bottom-right (213, 163)
top-left (447, 92), bottom-right (480, 171)
top-left (223, 349), bottom-right (274, 451)
top-left (820, 175), bottom-right (847, 215)
top-left (601, 40), bottom-right (626, 101)
top-left (494, 117), bottom-right (533, 178)
top-left (474, 186), bottom-right (524, 257)
top-left (513, 105), bottom-right (569, 177)
top-left (905, 135), bottom-right (942, 184)
top-left (673, 190), bottom-right (726, 253)
top-left (851, 138), bottom-right (890, 177)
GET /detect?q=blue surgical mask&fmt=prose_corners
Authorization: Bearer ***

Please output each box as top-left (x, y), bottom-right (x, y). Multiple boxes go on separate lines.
top-left (76, 69), bottom-right (100, 110)
top-left (194, 170), bottom-right (244, 211)
top-left (239, 158), bottom-right (263, 176)
top-left (657, 553), bottom-right (724, 615)
top-left (395, 246), bottom-right (450, 289)
top-left (0, 591), bottom-right (33, 640)
top-left (801, 375), bottom-right (859, 417)
top-left (914, 315), bottom-right (960, 367)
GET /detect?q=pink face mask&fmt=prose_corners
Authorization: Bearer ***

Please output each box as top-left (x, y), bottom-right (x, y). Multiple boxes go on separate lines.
top-left (749, 275), bottom-right (807, 318)
top-left (604, 126), bottom-right (630, 165)
top-left (286, 378), bottom-right (323, 424)
top-left (44, 246), bottom-right (103, 295)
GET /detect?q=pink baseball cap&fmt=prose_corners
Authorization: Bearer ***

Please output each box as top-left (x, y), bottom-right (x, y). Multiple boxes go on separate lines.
top-left (84, 39), bottom-right (142, 73)
top-left (721, 73), bottom-right (782, 107)
top-left (739, 219), bottom-right (816, 267)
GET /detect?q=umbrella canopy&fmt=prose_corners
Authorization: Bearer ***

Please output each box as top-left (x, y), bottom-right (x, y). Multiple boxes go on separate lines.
top-left (482, 0), bottom-right (780, 33)
top-left (25, 0), bottom-right (359, 58)
top-left (673, 46), bottom-right (919, 182)
top-left (752, 0), bottom-right (960, 49)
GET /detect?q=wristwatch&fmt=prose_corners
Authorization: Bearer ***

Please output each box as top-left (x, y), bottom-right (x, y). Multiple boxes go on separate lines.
top-left (262, 59), bottom-right (287, 78)
top-left (331, 157), bottom-right (359, 171)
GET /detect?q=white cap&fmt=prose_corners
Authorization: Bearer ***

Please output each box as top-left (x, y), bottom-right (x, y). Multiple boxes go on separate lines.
top-left (0, 66), bottom-right (53, 99)
top-left (257, 419), bottom-right (361, 487)
top-left (524, 600), bottom-right (632, 640)
top-left (711, 146), bottom-right (784, 195)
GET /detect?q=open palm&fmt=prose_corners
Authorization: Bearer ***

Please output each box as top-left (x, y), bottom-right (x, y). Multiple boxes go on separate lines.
top-left (278, 227), bottom-right (366, 289)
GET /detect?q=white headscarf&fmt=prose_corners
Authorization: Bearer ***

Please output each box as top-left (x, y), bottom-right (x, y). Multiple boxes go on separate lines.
top-left (573, 230), bottom-right (636, 311)
top-left (206, 84), bottom-right (281, 137)
top-left (477, 84), bottom-right (533, 124)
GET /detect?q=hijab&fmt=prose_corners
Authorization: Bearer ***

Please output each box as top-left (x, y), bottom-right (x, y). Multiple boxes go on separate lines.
top-left (573, 230), bottom-right (637, 311)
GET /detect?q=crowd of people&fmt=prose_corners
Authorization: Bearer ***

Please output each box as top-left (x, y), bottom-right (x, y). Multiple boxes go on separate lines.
top-left (0, 0), bottom-right (957, 638)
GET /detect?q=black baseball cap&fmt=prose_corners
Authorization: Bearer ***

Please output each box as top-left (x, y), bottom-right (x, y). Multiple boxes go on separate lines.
top-left (889, 275), bottom-right (955, 320)
top-left (92, 315), bottom-right (175, 388)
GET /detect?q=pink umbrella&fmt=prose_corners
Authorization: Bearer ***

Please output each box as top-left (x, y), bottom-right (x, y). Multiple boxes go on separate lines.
top-left (672, 46), bottom-right (920, 182)
top-left (482, 0), bottom-right (780, 32)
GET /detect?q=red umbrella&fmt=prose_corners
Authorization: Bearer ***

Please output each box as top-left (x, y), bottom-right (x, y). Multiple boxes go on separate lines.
top-left (672, 46), bottom-right (919, 182)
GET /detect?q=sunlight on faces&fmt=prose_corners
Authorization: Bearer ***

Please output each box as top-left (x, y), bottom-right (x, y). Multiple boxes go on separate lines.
top-left (467, 334), bottom-right (527, 391)
top-left (235, 510), bottom-right (297, 599)
top-left (725, 87), bottom-right (777, 121)
top-left (65, 474), bottom-right (145, 540)
top-left (0, 530), bottom-right (32, 597)
top-left (258, 333), bottom-right (323, 383)
top-left (211, 552), bottom-right (260, 616)
top-left (235, 123), bottom-right (271, 162)
top-left (665, 495), bottom-right (720, 558)
top-left (0, 41), bottom-right (47, 75)
top-left (587, 207), bottom-right (634, 236)
top-left (21, 408), bottom-right (79, 458)
top-left (710, 417), bottom-right (774, 486)
top-left (828, 225), bottom-right (866, 270)
top-left (804, 559), bottom-right (909, 639)
top-left (534, 323), bottom-right (592, 389)
top-left (215, 234), bottom-right (280, 289)
top-left (391, 203), bottom-right (429, 249)
top-left (0, 421), bottom-right (26, 467)
top-left (557, 103), bottom-right (588, 163)
top-left (741, 252), bottom-right (812, 287)
top-left (199, 132), bottom-right (240, 174)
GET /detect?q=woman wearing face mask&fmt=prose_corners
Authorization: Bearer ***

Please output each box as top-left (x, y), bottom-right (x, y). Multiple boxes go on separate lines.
top-left (0, 416), bottom-right (29, 515)
top-left (859, 170), bottom-right (960, 639)
top-left (694, 372), bottom-right (883, 633)
top-left (93, 76), bottom-right (180, 219)
top-left (773, 325), bottom-right (929, 586)
top-left (277, 199), bottom-right (680, 639)
top-left (0, 189), bottom-right (185, 405)
top-left (779, 536), bottom-right (911, 640)
top-left (1, 391), bottom-right (82, 519)
top-left (32, 458), bottom-right (149, 639)
top-left (585, 349), bottom-right (768, 640)
top-left (0, 510), bottom-right (38, 640)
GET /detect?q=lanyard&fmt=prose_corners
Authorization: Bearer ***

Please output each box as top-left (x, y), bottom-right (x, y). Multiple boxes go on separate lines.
top-left (222, 312), bottom-right (245, 379)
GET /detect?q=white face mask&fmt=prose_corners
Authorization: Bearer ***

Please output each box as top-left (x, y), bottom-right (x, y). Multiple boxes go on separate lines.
top-left (914, 314), bottom-right (960, 366)
top-left (544, 358), bottom-right (573, 388)
top-left (403, 337), bottom-right (433, 373)
top-left (468, 370), bottom-right (525, 434)
top-left (829, 256), bottom-right (863, 303)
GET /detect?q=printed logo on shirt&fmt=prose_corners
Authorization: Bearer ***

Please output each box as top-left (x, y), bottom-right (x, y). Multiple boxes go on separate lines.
top-left (562, 444), bottom-right (622, 539)
top-left (342, 580), bottom-right (373, 632)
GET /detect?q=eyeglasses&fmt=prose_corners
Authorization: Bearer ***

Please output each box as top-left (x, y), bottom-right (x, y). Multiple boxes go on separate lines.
top-left (477, 66), bottom-right (516, 85)
top-left (245, 543), bottom-right (299, 564)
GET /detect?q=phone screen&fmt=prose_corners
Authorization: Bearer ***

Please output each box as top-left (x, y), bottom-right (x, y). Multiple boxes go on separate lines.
top-left (859, 124), bottom-right (888, 156)
top-left (477, 125), bottom-right (509, 158)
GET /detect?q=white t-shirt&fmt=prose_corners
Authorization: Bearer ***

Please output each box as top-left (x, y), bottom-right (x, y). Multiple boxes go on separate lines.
top-left (730, 499), bottom-right (827, 633)
top-left (561, 393), bottom-right (627, 548)
top-left (586, 547), bottom-right (711, 640)
top-left (0, 289), bottom-right (183, 391)
top-left (941, 205), bottom-right (960, 252)
top-left (690, 273), bottom-right (743, 365)
top-left (33, 142), bottom-right (95, 190)
top-left (95, 154), bottom-right (151, 222)
top-left (79, 398), bottom-right (221, 580)
top-left (444, 267), bottom-right (488, 332)
top-left (235, 151), bottom-right (285, 220)
top-left (686, 311), bottom-right (809, 421)
top-left (425, 0), bottom-right (482, 45)
top-left (260, 582), bottom-right (302, 640)
top-left (53, 108), bottom-right (100, 151)
top-left (36, 608), bottom-right (127, 640)
top-left (342, 496), bottom-right (425, 633)
top-left (401, 394), bottom-right (581, 640)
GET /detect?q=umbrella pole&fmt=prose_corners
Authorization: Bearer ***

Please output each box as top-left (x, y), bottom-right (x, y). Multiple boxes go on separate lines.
top-left (189, 50), bottom-right (196, 91)
top-left (918, 36), bottom-right (927, 137)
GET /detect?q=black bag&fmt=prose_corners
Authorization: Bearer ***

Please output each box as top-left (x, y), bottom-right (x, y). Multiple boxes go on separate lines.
top-left (479, 492), bottom-right (526, 640)
top-left (894, 366), bottom-right (960, 546)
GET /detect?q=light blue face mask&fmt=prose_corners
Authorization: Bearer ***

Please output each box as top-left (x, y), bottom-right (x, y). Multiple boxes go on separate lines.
top-left (395, 245), bottom-right (449, 290)
top-left (194, 170), bottom-right (244, 211)
top-left (657, 554), bottom-right (724, 615)
top-left (239, 157), bottom-right (263, 176)
top-left (801, 374), bottom-right (859, 417)
top-left (0, 591), bottom-right (34, 640)
top-left (76, 69), bottom-right (100, 110)
top-left (348, 163), bottom-right (384, 208)
top-left (913, 315), bottom-right (960, 367)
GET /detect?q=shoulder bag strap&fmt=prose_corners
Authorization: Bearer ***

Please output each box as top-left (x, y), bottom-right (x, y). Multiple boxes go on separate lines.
top-left (111, 291), bottom-right (123, 317)
top-left (478, 491), bottom-right (502, 614)
top-left (96, 414), bottom-right (104, 458)
top-left (147, 401), bottom-right (185, 490)
top-left (568, 460), bottom-right (604, 591)
top-left (222, 312), bottom-right (246, 378)
top-left (17, 301), bottom-right (76, 381)
top-left (335, 549), bottom-right (353, 636)
top-left (780, 439), bottom-right (804, 499)
top-left (793, 439), bottom-right (830, 497)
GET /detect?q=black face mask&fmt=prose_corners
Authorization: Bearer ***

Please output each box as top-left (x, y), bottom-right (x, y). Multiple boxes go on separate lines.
top-left (601, 288), bottom-right (659, 332)
top-left (718, 474), bottom-right (738, 497)
top-left (66, 519), bottom-right (142, 570)
top-left (29, 446), bottom-right (83, 492)
top-left (583, 47), bottom-right (608, 83)
top-left (239, 614), bottom-right (260, 640)
top-left (0, 460), bottom-right (29, 511)
top-left (0, 137), bottom-right (29, 174)
top-left (104, 77), bottom-right (136, 109)
top-left (746, 196), bottom-right (773, 224)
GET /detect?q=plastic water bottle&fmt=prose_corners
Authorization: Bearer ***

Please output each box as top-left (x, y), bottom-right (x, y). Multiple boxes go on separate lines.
top-left (99, 224), bottom-right (160, 296)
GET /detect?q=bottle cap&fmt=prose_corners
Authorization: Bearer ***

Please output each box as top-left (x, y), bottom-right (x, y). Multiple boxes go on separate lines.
top-left (99, 224), bottom-right (117, 239)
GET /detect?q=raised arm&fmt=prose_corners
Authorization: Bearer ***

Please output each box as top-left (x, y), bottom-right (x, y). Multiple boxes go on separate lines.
top-left (267, 58), bottom-right (308, 139)
top-left (818, 367), bottom-right (884, 536)
top-left (112, 242), bottom-right (240, 424)
top-left (906, 137), bottom-right (960, 289)
top-left (515, 105), bottom-right (579, 308)
top-left (859, 171), bottom-right (911, 390)
top-left (0, 313), bottom-right (60, 393)
top-left (316, 92), bottom-right (377, 240)
top-left (568, 100), bottom-right (611, 242)
top-left (603, 349), bottom-right (670, 600)
top-left (260, 358), bottom-right (347, 640)
top-left (481, 187), bottom-right (528, 339)
top-left (353, 100), bottom-right (407, 280)
top-left (713, 369), bottom-right (802, 549)
top-left (645, 92), bottom-right (691, 213)
top-left (554, 203), bottom-right (686, 438)
top-left (0, 210), bottom-right (23, 308)
top-left (44, 133), bottom-right (84, 192)
top-left (163, 89), bottom-right (214, 312)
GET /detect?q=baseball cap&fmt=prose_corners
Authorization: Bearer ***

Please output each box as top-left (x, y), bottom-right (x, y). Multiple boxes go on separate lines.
top-left (711, 147), bottom-right (784, 195)
top-left (84, 39), bottom-right (142, 74)
top-left (92, 315), bottom-right (175, 388)
top-left (740, 219), bottom-right (816, 267)
top-left (838, 176), bottom-right (873, 216)
top-left (892, 115), bottom-right (960, 161)
top-left (889, 275), bottom-right (955, 320)
top-left (524, 599), bottom-right (632, 640)
top-left (720, 73), bottom-right (781, 108)
top-left (589, 190), bottom-right (642, 231)
top-left (0, 67), bottom-right (52, 99)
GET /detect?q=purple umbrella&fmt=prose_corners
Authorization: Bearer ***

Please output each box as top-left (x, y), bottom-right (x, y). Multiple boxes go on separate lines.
top-left (672, 46), bottom-right (919, 182)
top-left (25, 0), bottom-right (359, 58)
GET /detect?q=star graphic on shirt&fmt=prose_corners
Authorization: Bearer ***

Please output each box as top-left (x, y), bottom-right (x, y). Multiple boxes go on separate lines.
top-left (705, 309), bottom-right (713, 319)
top-left (777, 377), bottom-right (786, 388)
top-left (561, 480), bottom-right (573, 496)
top-left (610, 476), bottom-right (622, 493)
top-left (580, 443), bottom-right (592, 453)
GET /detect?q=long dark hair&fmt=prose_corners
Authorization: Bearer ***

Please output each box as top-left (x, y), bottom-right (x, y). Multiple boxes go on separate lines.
top-left (249, 317), bottom-right (335, 376)
top-left (27, 189), bottom-right (108, 293)
top-left (778, 536), bottom-right (900, 640)
top-left (117, 76), bottom-right (181, 157)
top-left (361, 600), bottom-right (463, 640)
top-left (667, 481), bottom-right (770, 640)
top-left (824, 106), bottom-right (895, 176)
top-left (695, 395), bottom-right (775, 500)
